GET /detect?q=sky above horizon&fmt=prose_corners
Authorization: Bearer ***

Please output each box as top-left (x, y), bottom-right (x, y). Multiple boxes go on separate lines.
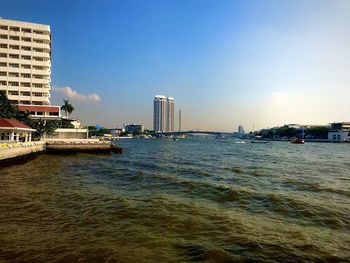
top-left (2, 0), bottom-right (350, 131)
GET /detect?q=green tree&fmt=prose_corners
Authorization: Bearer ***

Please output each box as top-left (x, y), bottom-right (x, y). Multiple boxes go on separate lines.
top-left (0, 91), bottom-right (17, 118)
top-left (61, 99), bottom-right (75, 118)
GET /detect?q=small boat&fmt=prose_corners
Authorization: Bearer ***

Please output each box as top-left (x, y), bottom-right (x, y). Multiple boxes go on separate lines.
top-left (291, 137), bottom-right (305, 144)
top-left (173, 137), bottom-right (179, 141)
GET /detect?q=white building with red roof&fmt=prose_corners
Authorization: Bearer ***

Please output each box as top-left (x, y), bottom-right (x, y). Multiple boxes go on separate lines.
top-left (0, 118), bottom-right (36, 143)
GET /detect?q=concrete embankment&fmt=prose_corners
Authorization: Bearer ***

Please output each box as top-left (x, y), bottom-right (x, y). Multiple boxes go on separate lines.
top-left (0, 139), bottom-right (123, 164)
top-left (45, 139), bottom-right (123, 154)
top-left (0, 142), bottom-right (46, 163)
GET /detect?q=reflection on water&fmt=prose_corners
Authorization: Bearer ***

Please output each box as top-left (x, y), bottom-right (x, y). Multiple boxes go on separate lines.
top-left (0, 138), bottom-right (349, 262)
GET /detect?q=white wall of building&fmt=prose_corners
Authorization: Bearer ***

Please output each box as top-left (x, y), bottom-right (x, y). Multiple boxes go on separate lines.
top-left (0, 18), bottom-right (51, 106)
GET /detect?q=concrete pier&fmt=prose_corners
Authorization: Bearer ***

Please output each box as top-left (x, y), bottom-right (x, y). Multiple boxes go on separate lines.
top-left (45, 139), bottom-right (123, 154)
top-left (0, 142), bottom-right (46, 162)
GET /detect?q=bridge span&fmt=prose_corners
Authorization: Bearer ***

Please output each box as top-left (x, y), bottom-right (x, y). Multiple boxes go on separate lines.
top-left (156, 131), bottom-right (234, 137)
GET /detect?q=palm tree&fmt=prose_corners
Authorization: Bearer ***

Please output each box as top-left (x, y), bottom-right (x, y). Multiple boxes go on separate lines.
top-left (61, 99), bottom-right (74, 118)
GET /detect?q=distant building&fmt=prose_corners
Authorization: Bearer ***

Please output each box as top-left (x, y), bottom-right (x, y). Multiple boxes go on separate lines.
top-left (0, 18), bottom-right (60, 119)
top-left (166, 97), bottom-right (174, 132)
top-left (153, 95), bottom-right (175, 132)
top-left (328, 122), bottom-right (350, 141)
top-left (110, 128), bottom-right (125, 137)
top-left (50, 119), bottom-right (88, 139)
top-left (238, 125), bottom-right (245, 134)
top-left (125, 124), bottom-right (144, 134)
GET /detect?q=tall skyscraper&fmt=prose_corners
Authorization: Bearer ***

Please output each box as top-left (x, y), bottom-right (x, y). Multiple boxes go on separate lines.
top-left (166, 97), bottom-right (174, 132)
top-left (153, 95), bottom-right (175, 132)
top-left (0, 18), bottom-right (60, 119)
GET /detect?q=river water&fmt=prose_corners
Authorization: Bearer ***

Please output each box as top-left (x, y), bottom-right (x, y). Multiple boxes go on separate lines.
top-left (0, 138), bottom-right (349, 262)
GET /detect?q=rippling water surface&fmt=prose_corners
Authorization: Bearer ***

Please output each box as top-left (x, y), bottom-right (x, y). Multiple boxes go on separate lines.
top-left (1, 138), bottom-right (350, 262)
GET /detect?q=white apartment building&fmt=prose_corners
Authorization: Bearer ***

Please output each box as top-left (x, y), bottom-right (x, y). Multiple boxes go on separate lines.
top-left (0, 18), bottom-right (60, 119)
top-left (153, 95), bottom-right (175, 132)
top-left (166, 97), bottom-right (174, 132)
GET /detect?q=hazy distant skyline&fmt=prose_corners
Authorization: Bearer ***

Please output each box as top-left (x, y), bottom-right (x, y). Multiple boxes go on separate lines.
top-left (2, 0), bottom-right (350, 131)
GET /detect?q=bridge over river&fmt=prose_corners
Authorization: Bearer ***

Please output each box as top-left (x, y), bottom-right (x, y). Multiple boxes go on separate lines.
top-left (156, 131), bottom-right (234, 137)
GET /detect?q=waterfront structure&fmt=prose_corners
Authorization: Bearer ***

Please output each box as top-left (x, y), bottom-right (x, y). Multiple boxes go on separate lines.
top-left (0, 18), bottom-right (60, 119)
top-left (0, 118), bottom-right (35, 143)
top-left (125, 124), bottom-right (144, 134)
top-left (153, 95), bottom-right (175, 132)
top-left (238, 125), bottom-right (245, 134)
top-left (110, 128), bottom-right (125, 137)
top-left (328, 122), bottom-right (350, 141)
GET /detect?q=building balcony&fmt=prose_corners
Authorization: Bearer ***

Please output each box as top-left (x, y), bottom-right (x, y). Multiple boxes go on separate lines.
top-left (32, 78), bottom-right (50, 84)
top-left (31, 69), bottom-right (49, 75)
top-left (31, 51), bottom-right (50, 59)
top-left (7, 48), bottom-right (20, 54)
top-left (20, 50), bottom-right (32, 56)
top-left (7, 76), bottom-right (20, 82)
top-left (7, 94), bottom-right (19, 100)
top-left (31, 60), bottom-right (50, 67)
top-left (31, 42), bottom-right (50, 49)
top-left (19, 86), bottom-right (31, 92)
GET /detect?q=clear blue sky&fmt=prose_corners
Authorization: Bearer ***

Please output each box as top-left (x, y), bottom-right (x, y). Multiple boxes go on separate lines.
top-left (2, 0), bottom-right (350, 131)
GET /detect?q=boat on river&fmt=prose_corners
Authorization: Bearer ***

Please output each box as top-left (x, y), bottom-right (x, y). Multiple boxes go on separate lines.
top-left (291, 137), bottom-right (305, 144)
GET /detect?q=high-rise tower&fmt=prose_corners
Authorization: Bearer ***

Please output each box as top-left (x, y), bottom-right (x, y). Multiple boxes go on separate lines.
top-left (0, 18), bottom-right (60, 119)
top-left (153, 95), bottom-right (175, 132)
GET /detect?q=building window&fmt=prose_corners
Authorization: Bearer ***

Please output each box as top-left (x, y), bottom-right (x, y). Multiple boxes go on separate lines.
top-left (33, 66), bottom-right (44, 70)
top-left (21, 28), bottom-right (31, 33)
top-left (33, 57), bottom-right (44, 61)
top-left (8, 91), bottom-right (19, 96)
top-left (21, 46), bottom-right (31, 51)
top-left (21, 82), bottom-right (31, 87)
top-left (33, 92), bottom-right (43, 97)
top-left (337, 134), bottom-right (341, 140)
top-left (0, 72), bottom-right (6, 76)
top-left (10, 27), bottom-right (20, 32)
top-left (0, 35), bottom-right (8, 39)
top-left (21, 64), bottom-right (31, 69)
top-left (0, 62), bottom-right (7, 67)
top-left (33, 83), bottom-right (43, 88)
top-left (20, 101), bottom-right (30, 105)
top-left (9, 81), bottom-right (19, 86)
top-left (0, 53), bottom-right (7, 58)
top-left (20, 92), bottom-right (30, 96)
top-left (21, 73), bottom-right (31, 78)
top-left (9, 36), bottom-right (20, 41)
top-left (0, 81), bottom-right (6, 86)
top-left (33, 39), bottom-right (44, 44)
top-left (21, 55), bottom-right (31, 60)
top-left (9, 54), bottom-right (19, 59)
top-left (9, 45), bottom-right (19, 50)
top-left (9, 63), bottom-right (19, 68)
top-left (9, 72), bottom-right (19, 77)
top-left (21, 37), bottom-right (31, 42)
top-left (0, 26), bottom-right (8, 30)
top-left (0, 44), bottom-right (8, 48)
top-left (33, 48), bottom-right (44, 52)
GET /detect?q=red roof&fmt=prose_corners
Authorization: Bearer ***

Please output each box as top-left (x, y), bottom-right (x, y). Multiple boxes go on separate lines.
top-left (0, 118), bottom-right (34, 130)
top-left (18, 105), bottom-right (60, 113)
